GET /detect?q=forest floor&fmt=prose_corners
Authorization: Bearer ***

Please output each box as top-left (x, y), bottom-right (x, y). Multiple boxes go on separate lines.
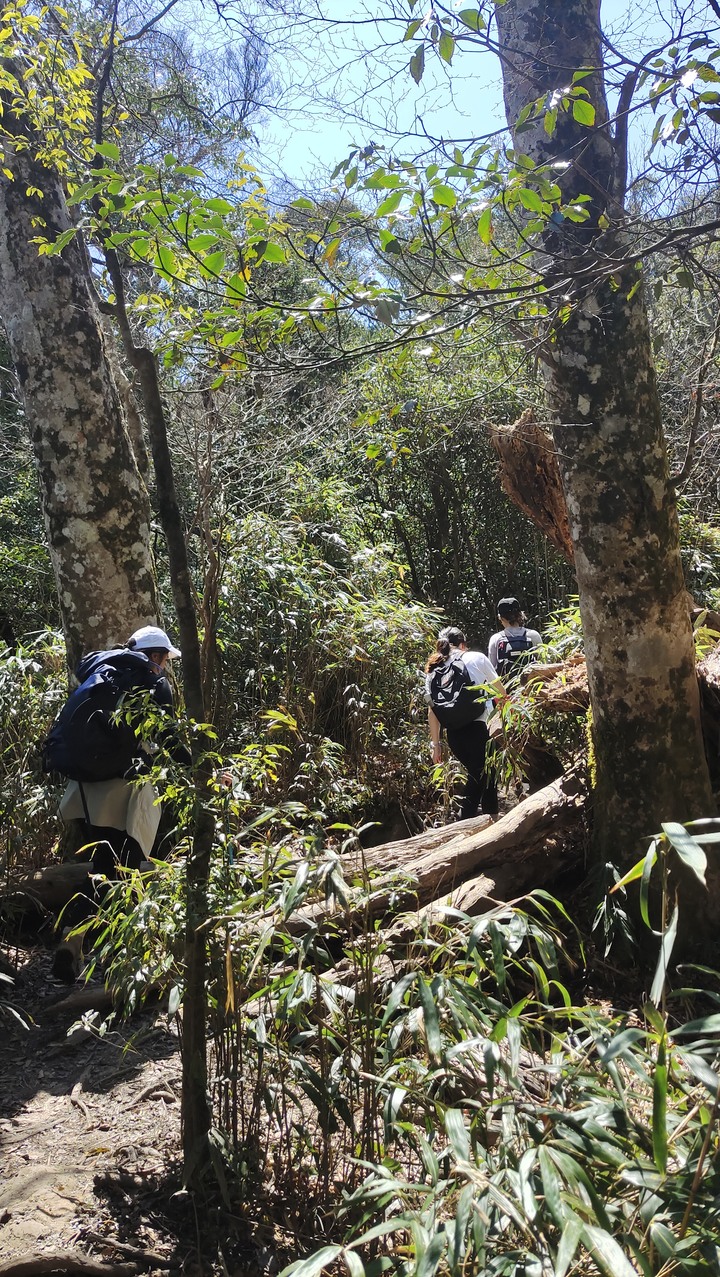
top-left (0, 945), bottom-right (261, 1277)
top-left (0, 780), bottom-right (560, 1276)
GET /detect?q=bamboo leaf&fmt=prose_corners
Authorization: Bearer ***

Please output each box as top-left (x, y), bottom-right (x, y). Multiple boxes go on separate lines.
top-left (597, 1027), bottom-right (646, 1065)
top-left (582, 1225), bottom-right (638, 1277)
top-left (418, 977), bottom-right (443, 1059)
top-left (556, 1216), bottom-right (583, 1277)
top-left (662, 821), bottom-right (707, 885)
top-left (415, 1231), bottom-right (447, 1277)
top-left (444, 1107), bottom-right (470, 1160)
top-left (652, 1034), bottom-right (668, 1173)
top-left (341, 1250), bottom-right (365, 1277)
top-left (650, 903), bottom-right (678, 1007)
top-left (279, 1245), bottom-right (343, 1276)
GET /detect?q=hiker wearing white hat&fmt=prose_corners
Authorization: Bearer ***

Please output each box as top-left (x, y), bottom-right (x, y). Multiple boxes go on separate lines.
top-left (46, 623), bottom-right (189, 981)
top-left (127, 625), bottom-right (182, 661)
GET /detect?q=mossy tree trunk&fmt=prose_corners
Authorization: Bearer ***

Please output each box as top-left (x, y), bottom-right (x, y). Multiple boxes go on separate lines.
top-left (494, 1), bottom-right (715, 882)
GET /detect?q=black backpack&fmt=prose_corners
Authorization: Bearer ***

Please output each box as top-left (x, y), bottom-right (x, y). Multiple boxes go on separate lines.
top-left (428, 656), bottom-right (486, 729)
top-left (495, 629), bottom-right (535, 680)
top-left (41, 649), bottom-right (160, 783)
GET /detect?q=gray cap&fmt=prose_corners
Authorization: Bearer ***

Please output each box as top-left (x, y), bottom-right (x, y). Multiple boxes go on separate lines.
top-left (497, 597), bottom-right (522, 617)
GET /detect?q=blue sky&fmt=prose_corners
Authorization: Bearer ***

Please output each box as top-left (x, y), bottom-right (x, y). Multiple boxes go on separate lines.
top-left (249, 0), bottom-right (684, 189)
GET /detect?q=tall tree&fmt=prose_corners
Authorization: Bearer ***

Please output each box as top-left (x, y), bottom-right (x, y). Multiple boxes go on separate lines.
top-left (0, 104), bottom-right (157, 666)
top-left (490, 0), bottom-right (714, 872)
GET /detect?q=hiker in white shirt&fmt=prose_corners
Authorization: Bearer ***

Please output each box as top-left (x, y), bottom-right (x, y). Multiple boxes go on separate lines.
top-left (488, 597), bottom-right (542, 677)
top-left (426, 627), bottom-right (504, 821)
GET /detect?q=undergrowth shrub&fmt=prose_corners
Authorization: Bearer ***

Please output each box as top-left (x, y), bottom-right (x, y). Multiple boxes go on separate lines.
top-left (216, 477), bottom-right (441, 822)
top-left (0, 631), bottom-right (67, 874)
top-left (85, 756), bottom-right (720, 1277)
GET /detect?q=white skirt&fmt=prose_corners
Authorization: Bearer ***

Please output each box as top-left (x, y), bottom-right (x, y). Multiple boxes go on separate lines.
top-left (59, 778), bottom-right (161, 856)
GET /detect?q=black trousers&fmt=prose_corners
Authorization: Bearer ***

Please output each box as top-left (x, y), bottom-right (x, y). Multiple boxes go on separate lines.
top-left (446, 720), bottom-right (498, 820)
top-left (62, 823), bottom-right (144, 928)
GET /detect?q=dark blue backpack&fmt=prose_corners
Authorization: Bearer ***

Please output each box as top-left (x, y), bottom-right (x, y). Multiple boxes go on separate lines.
top-left (41, 649), bottom-right (160, 782)
top-left (495, 629), bottom-right (535, 680)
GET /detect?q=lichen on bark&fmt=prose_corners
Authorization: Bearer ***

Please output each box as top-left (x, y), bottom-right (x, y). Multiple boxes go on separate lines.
top-left (494, 0), bottom-right (715, 903)
top-left (0, 128), bottom-right (157, 666)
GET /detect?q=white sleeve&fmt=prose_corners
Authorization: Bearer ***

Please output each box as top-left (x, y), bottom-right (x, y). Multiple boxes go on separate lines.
top-left (487, 633), bottom-right (501, 669)
top-left (463, 652), bottom-right (498, 686)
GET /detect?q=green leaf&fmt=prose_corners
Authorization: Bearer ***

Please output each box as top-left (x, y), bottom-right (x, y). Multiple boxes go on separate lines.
top-left (404, 18), bottom-right (423, 40)
top-left (205, 197), bottom-right (235, 214)
top-left (650, 903), bottom-right (679, 1007)
top-left (439, 32), bottom-right (454, 63)
top-left (430, 184), bottom-right (456, 208)
top-left (129, 237), bottom-right (151, 259)
top-left (226, 272), bottom-right (247, 301)
top-left (201, 250), bottom-right (226, 278)
top-left (457, 9), bottom-right (485, 31)
top-left (279, 1246), bottom-right (343, 1277)
top-left (544, 107), bottom-right (558, 136)
top-left (582, 1226), bottom-right (637, 1277)
top-left (518, 187), bottom-right (544, 213)
top-left (662, 821), bottom-right (707, 886)
top-left (154, 244), bottom-right (177, 278)
top-left (376, 190), bottom-right (403, 217)
top-left (652, 1034), bottom-right (668, 1172)
top-left (572, 98), bottom-right (596, 126)
top-left (261, 242), bottom-right (286, 263)
top-left (95, 141), bottom-right (120, 161)
top-left (410, 45), bottom-right (425, 85)
top-left (477, 205), bottom-right (492, 243)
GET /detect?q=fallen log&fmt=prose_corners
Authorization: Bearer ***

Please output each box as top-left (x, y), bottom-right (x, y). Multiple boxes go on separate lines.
top-left (286, 770), bottom-right (586, 937)
top-left (4, 862), bottom-right (91, 916)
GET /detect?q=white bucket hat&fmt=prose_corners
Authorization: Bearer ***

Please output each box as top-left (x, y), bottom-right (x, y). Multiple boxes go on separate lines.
top-left (127, 625), bottom-right (181, 659)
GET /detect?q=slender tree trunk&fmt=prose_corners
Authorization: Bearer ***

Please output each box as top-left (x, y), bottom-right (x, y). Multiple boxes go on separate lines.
top-left (102, 245), bottom-right (214, 1186)
top-left (494, 2), bottom-right (715, 878)
top-left (0, 123), bottom-right (156, 666)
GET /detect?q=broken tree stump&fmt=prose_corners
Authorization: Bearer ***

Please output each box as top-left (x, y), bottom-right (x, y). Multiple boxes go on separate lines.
top-left (490, 409), bottom-right (574, 564)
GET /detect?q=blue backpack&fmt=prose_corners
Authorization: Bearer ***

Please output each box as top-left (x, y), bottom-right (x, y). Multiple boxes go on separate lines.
top-left (41, 649), bottom-right (161, 782)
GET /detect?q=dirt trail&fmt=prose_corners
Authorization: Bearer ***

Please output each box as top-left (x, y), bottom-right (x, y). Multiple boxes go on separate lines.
top-left (0, 946), bottom-right (201, 1274)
